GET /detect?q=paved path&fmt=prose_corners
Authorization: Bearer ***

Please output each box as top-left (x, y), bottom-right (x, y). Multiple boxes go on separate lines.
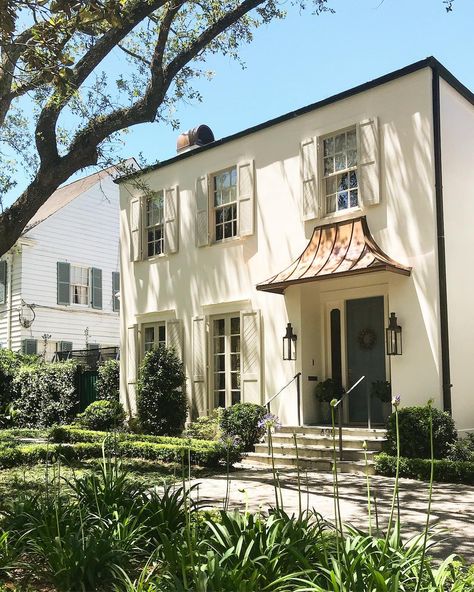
top-left (190, 464), bottom-right (474, 563)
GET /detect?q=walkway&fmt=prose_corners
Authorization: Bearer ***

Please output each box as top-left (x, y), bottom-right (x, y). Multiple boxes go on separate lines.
top-left (191, 464), bottom-right (474, 563)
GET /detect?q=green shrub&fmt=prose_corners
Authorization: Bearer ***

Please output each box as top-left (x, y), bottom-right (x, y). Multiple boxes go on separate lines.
top-left (0, 349), bottom-right (34, 426)
top-left (383, 404), bottom-right (457, 459)
top-left (96, 359), bottom-right (120, 402)
top-left (447, 433), bottom-right (474, 461)
top-left (185, 409), bottom-right (222, 440)
top-left (220, 403), bottom-right (267, 451)
top-left (375, 452), bottom-right (474, 485)
top-left (137, 346), bottom-right (187, 436)
top-left (13, 361), bottom-right (79, 428)
top-left (76, 400), bottom-right (126, 431)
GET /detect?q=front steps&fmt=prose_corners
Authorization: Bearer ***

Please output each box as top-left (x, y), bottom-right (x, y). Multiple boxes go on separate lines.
top-left (244, 425), bottom-right (387, 475)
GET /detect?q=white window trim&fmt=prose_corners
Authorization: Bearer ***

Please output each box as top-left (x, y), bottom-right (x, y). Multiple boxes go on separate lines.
top-left (144, 191), bottom-right (165, 259)
top-left (210, 166), bottom-right (239, 244)
top-left (320, 125), bottom-right (361, 218)
top-left (70, 264), bottom-right (90, 308)
top-left (210, 312), bottom-right (241, 409)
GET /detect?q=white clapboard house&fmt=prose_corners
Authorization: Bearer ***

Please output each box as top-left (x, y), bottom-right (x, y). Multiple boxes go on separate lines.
top-left (117, 57), bottom-right (474, 433)
top-left (0, 162), bottom-right (135, 359)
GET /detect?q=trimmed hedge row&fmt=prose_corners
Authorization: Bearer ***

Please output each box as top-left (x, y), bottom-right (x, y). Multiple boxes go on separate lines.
top-left (49, 425), bottom-right (218, 449)
top-left (0, 442), bottom-right (103, 469)
top-left (375, 452), bottom-right (474, 485)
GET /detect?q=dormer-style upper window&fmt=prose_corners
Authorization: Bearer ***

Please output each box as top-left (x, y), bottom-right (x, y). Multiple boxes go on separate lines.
top-left (145, 191), bottom-right (165, 257)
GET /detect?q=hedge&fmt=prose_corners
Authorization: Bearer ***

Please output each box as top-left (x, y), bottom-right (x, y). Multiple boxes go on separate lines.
top-left (0, 429), bottom-right (241, 469)
top-left (375, 452), bottom-right (474, 485)
top-left (49, 425), bottom-right (218, 449)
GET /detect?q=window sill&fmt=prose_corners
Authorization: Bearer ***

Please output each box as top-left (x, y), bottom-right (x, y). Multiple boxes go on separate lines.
top-left (144, 253), bottom-right (168, 263)
top-left (210, 235), bottom-right (247, 247)
top-left (322, 205), bottom-right (363, 223)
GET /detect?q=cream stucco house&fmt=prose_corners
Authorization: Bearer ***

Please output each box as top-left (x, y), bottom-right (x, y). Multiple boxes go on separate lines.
top-left (117, 57), bottom-right (474, 432)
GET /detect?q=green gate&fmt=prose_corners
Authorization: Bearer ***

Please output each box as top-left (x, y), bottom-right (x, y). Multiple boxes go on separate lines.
top-left (77, 369), bottom-right (98, 411)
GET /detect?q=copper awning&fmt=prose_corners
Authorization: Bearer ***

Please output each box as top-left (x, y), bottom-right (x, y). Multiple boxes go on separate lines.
top-left (257, 216), bottom-right (411, 294)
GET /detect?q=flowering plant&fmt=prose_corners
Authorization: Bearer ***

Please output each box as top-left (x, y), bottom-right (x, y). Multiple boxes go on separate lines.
top-left (257, 412), bottom-right (281, 432)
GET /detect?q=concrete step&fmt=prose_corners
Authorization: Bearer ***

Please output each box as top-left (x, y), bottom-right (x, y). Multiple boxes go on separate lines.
top-left (254, 442), bottom-right (378, 462)
top-left (269, 433), bottom-right (385, 451)
top-left (244, 453), bottom-right (375, 475)
top-left (277, 425), bottom-right (387, 439)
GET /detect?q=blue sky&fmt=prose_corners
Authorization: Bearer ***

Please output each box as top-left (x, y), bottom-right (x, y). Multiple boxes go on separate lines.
top-left (4, 0), bottom-right (474, 207)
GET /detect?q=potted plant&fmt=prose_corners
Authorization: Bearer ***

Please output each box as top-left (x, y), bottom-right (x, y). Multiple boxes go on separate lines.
top-left (314, 378), bottom-right (339, 423)
top-left (370, 380), bottom-right (392, 403)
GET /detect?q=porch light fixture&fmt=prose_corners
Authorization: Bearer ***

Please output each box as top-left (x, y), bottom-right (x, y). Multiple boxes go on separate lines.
top-left (386, 312), bottom-right (402, 356)
top-left (283, 322), bottom-right (297, 361)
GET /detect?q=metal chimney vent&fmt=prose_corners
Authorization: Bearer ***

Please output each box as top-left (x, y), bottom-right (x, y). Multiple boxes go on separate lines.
top-left (177, 124), bottom-right (215, 153)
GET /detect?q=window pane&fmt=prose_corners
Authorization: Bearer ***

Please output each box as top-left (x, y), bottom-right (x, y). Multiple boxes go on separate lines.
top-left (231, 335), bottom-right (240, 352)
top-left (350, 189), bottom-right (358, 208)
top-left (214, 336), bottom-right (225, 354)
top-left (324, 157), bottom-right (334, 176)
top-left (323, 137), bottom-right (334, 157)
top-left (338, 173), bottom-right (348, 191)
top-left (231, 391), bottom-right (241, 405)
top-left (347, 129), bottom-right (357, 150)
top-left (216, 354), bottom-right (225, 371)
top-left (337, 191), bottom-right (348, 210)
top-left (335, 153), bottom-right (346, 172)
top-left (335, 133), bottom-right (346, 153)
top-left (327, 195), bottom-right (336, 213)
top-left (231, 353), bottom-right (240, 371)
top-left (214, 319), bottom-right (225, 335)
top-left (325, 177), bottom-right (336, 195)
top-left (230, 317), bottom-right (240, 334)
top-left (347, 149), bottom-right (357, 168)
top-left (216, 225), bottom-right (223, 241)
top-left (158, 325), bottom-right (166, 344)
top-left (144, 327), bottom-right (155, 343)
top-left (217, 373), bottom-right (226, 390)
top-left (349, 171), bottom-right (358, 189)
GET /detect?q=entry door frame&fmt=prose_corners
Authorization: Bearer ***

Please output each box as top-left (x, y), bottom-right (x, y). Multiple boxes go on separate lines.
top-left (321, 283), bottom-right (390, 425)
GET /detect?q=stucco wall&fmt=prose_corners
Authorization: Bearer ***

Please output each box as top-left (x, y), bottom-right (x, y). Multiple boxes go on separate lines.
top-left (120, 66), bottom-right (442, 424)
top-left (441, 79), bottom-right (474, 431)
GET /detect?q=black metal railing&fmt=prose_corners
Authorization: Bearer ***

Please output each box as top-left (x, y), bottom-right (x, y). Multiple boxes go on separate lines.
top-left (333, 375), bottom-right (365, 461)
top-left (53, 346), bottom-right (120, 369)
top-left (264, 372), bottom-right (302, 426)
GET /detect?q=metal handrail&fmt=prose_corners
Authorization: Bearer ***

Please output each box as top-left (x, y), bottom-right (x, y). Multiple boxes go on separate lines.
top-left (333, 375), bottom-right (365, 461)
top-left (264, 372), bottom-right (302, 426)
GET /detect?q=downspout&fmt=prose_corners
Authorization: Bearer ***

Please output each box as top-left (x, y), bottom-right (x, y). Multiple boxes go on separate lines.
top-left (431, 64), bottom-right (452, 414)
top-left (6, 251), bottom-right (13, 349)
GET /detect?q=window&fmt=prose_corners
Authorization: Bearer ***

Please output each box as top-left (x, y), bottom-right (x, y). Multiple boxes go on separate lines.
top-left (0, 260), bottom-right (6, 305)
top-left (322, 127), bottom-right (358, 214)
top-left (112, 272), bottom-right (120, 312)
top-left (212, 167), bottom-right (238, 241)
top-left (71, 265), bottom-right (89, 305)
top-left (212, 315), bottom-right (241, 407)
top-left (143, 322), bottom-right (166, 354)
top-left (145, 191), bottom-right (164, 257)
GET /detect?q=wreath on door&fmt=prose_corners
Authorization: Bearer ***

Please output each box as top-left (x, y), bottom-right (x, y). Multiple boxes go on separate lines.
top-left (357, 328), bottom-right (377, 350)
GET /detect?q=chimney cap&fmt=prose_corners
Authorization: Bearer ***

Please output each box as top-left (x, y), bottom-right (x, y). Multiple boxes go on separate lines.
top-left (177, 124), bottom-right (215, 153)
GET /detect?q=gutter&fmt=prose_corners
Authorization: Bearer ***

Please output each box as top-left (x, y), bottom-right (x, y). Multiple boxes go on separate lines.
top-left (431, 63), bottom-right (452, 414)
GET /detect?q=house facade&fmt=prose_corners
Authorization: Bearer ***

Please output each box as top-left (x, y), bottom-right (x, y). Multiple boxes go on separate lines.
top-left (0, 164), bottom-right (129, 359)
top-left (118, 58), bottom-right (474, 431)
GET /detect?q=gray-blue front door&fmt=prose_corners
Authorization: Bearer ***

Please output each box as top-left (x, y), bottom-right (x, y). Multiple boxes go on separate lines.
top-left (346, 296), bottom-right (386, 424)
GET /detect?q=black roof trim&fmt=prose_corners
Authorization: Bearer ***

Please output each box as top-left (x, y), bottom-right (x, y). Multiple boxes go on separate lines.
top-left (116, 57), bottom-right (474, 184)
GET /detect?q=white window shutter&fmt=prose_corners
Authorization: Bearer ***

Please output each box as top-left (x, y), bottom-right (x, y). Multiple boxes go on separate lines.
top-left (166, 319), bottom-right (183, 360)
top-left (195, 176), bottom-right (209, 247)
top-left (301, 137), bottom-right (319, 221)
top-left (358, 117), bottom-right (380, 206)
top-left (240, 310), bottom-right (262, 405)
top-left (130, 198), bottom-right (142, 261)
top-left (192, 316), bottom-right (208, 415)
top-left (237, 160), bottom-right (255, 237)
top-left (164, 186), bottom-right (179, 254)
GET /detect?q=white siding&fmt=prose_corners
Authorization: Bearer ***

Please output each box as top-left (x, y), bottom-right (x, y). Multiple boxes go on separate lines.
top-left (18, 174), bottom-right (120, 350)
top-left (0, 250), bottom-right (23, 351)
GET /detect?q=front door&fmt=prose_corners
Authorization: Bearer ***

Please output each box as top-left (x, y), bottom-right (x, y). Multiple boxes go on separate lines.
top-left (346, 296), bottom-right (386, 424)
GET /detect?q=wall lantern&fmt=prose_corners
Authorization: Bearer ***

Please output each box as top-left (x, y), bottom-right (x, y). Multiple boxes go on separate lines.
top-left (283, 322), bottom-right (297, 361)
top-left (386, 312), bottom-right (402, 356)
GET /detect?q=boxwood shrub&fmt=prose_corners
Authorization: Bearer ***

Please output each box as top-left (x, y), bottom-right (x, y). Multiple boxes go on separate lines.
top-left (96, 359), bottom-right (120, 402)
top-left (220, 403), bottom-right (267, 451)
top-left (76, 400), bottom-right (126, 431)
top-left (383, 404), bottom-right (457, 459)
top-left (375, 452), bottom-right (474, 485)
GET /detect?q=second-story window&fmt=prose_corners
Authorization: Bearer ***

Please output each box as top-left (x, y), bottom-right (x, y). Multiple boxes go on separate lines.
top-left (213, 167), bottom-right (237, 241)
top-left (323, 127), bottom-right (358, 214)
top-left (71, 265), bottom-right (89, 305)
top-left (145, 191), bottom-right (164, 257)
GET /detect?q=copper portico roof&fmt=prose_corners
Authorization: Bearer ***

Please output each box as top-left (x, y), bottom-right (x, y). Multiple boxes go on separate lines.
top-left (256, 216), bottom-right (411, 294)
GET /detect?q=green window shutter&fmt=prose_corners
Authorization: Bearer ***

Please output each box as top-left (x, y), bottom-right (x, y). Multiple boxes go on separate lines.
top-left (0, 260), bottom-right (7, 305)
top-left (22, 339), bottom-right (37, 355)
top-left (57, 262), bottom-right (70, 305)
top-left (112, 271), bottom-right (120, 312)
top-left (91, 268), bottom-right (102, 309)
